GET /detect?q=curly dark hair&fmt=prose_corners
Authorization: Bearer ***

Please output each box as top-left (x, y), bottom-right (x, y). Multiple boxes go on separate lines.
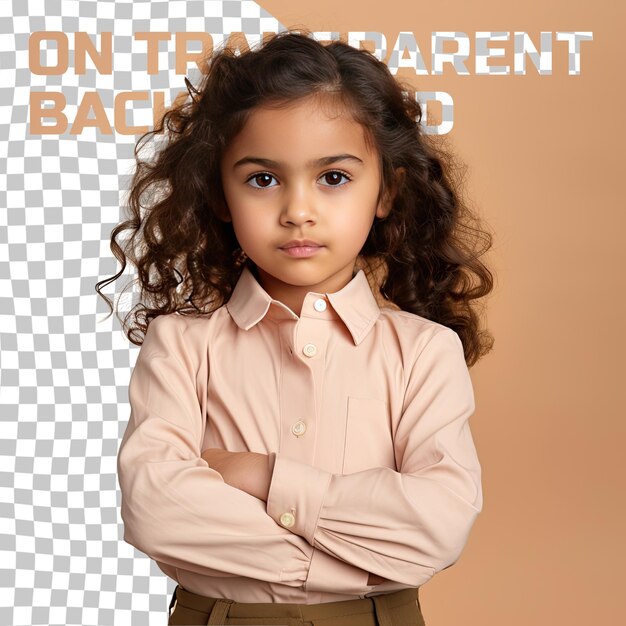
top-left (96, 28), bottom-right (495, 366)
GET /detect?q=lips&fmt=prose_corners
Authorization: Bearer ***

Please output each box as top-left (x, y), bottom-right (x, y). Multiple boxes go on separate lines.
top-left (279, 239), bottom-right (323, 249)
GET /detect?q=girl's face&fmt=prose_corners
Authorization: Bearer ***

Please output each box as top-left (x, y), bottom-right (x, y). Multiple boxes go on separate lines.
top-left (219, 94), bottom-right (392, 315)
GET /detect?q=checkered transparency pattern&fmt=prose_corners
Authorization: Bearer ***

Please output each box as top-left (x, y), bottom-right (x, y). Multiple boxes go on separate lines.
top-left (0, 1), bottom-right (282, 625)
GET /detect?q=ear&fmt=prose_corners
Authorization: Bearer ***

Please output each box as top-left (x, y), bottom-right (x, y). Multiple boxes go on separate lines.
top-left (375, 166), bottom-right (405, 219)
top-left (214, 194), bottom-right (232, 223)
top-left (216, 208), bottom-right (232, 223)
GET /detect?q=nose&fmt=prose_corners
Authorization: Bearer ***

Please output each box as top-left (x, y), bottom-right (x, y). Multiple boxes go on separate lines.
top-left (279, 181), bottom-right (317, 227)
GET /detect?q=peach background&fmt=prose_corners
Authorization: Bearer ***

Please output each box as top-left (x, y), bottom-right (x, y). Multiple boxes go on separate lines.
top-left (259, 1), bottom-right (626, 624)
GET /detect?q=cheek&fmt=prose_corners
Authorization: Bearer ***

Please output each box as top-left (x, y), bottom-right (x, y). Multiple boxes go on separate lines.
top-left (229, 206), bottom-right (271, 248)
top-left (333, 197), bottom-right (376, 232)
top-left (230, 210), bottom-right (256, 238)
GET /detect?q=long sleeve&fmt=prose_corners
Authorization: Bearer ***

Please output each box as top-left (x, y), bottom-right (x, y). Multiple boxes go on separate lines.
top-left (117, 314), bottom-right (370, 593)
top-left (266, 327), bottom-right (483, 587)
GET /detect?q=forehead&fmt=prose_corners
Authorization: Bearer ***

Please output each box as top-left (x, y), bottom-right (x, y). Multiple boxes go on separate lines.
top-left (222, 94), bottom-right (377, 164)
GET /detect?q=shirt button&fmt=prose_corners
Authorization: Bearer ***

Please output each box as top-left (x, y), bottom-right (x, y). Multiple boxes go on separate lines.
top-left (314, 298), bottom-right (327, 312)
top-left (280, 512), bottom-right (295, 528)
top-left (303, 343), bottom-right (317, 357)
top-left (291, 420), bottom-right (307, 437)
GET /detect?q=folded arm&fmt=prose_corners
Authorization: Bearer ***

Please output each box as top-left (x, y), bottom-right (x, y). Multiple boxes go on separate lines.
top-left (117, 315), bottom-right (373, 594)
top-left (201, 447), bottom-right (387, 586)
top-left (260, 328), bottom-right (483, 587)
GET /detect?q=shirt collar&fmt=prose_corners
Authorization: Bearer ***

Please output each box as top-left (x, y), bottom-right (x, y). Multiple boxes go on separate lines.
top-left (226, 265), bottom-right (381, 345)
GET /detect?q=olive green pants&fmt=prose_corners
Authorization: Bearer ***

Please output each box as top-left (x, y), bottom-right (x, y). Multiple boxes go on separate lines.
top-left (168, 584), bottom-right (426, 626)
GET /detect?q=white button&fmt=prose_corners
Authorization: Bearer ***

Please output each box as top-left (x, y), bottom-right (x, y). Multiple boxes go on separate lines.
top-left (303, 343), bottom-right (317, 357)
top-left (314, 298), bottom-right (327, 312)
top-left (280, 512), bottom-right (295, 528)
top-left (291, 420), bottom-right (307, 437)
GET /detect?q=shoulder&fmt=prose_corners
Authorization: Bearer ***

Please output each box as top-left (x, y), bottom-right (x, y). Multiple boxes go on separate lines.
top-left (146, 310), bottom-right (211, 333)
top-left (142, 311), bottom-right (219, 355)
top-left (379, 307), bottom-right (461, 353)
top-left (380, 307), bottom-right (465, 369)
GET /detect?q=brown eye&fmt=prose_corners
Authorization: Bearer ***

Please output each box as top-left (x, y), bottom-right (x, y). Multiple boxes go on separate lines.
top-left (320, 171), bottom-right (350, 187)
top-left (247, 173), bottom-right (277, 189)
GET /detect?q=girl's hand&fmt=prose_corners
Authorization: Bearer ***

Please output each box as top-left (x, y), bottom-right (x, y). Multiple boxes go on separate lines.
top-left (203, 449), bottom-right (387, 585)
top-left (201, 447), bottom-right (272, 502)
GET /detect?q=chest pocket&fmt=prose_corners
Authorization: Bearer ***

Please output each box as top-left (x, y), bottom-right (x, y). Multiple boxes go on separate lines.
top-left (342, 396), bottom-right (396, 474)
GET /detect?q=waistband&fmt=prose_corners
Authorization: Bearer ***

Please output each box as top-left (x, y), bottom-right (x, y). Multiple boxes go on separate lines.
top-left (170, 584), bottom-right (420, 622)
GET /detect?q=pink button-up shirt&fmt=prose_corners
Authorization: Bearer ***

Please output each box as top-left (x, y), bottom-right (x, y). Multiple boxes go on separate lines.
top-left (117, 265), bottom-right (483, 604)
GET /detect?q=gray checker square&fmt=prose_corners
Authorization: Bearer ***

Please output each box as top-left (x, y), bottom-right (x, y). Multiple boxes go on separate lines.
top-left (0, 1), bottom-right (283, 625)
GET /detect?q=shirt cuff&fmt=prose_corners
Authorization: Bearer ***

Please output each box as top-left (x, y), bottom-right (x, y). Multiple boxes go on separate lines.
top-left (266, 452), bottom-right (332, 545)
top-left (305, 548), bottom-right (372, 595)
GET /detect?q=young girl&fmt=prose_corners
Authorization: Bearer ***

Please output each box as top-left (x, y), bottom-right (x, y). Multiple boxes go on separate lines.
top-left (98, 29), bottom-right (494, 626)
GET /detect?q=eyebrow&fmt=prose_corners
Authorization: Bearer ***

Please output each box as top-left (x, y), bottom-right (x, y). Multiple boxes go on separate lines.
top-left (232, 154), bottom-right (364, 169)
